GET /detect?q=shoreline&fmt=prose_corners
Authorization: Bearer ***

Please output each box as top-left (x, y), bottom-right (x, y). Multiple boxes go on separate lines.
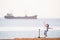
top-left (0, 38), bottom-right (60, 40)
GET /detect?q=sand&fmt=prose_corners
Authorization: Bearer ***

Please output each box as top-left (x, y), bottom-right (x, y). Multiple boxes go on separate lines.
top-left (14, 38), bottom-right (60, 40)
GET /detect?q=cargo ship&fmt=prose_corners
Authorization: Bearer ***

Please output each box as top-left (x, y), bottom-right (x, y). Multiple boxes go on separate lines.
top-left (4, 13), bottom-right (37, 19)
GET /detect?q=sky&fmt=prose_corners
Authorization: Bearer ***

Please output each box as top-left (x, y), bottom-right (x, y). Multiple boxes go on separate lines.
top-left (0, 0), bottom-right (60, 18)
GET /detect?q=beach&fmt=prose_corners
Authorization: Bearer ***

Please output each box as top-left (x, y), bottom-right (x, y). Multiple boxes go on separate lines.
top-left (1, 38), bottom-right (60, 40)
top-left (14, 38), bottom-right (60, 40)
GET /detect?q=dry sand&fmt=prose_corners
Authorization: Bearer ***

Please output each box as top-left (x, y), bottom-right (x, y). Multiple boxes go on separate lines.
top-left (14, 38), bottom-right (60, 40)
top-left (0, 38), bottom-right (60, 40)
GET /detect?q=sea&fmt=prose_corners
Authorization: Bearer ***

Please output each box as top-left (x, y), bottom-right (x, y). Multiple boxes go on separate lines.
top-left (0, 18), bottom-right (60, 39)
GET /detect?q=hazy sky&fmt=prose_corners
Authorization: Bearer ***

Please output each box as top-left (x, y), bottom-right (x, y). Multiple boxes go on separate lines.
top-left (0, 0), bottom-right (60, 18)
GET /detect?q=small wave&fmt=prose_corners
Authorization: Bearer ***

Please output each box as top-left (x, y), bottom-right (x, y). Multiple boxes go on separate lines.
top-left (0, 26), bottom-right (60, 31)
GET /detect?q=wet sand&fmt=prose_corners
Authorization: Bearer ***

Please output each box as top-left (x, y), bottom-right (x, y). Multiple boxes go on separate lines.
top-left (0, 39), bottom-right (13, 40)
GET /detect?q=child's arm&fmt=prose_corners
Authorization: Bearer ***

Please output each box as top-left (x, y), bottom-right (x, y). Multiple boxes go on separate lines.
top-left (48, 27), bottom-right (53, 29)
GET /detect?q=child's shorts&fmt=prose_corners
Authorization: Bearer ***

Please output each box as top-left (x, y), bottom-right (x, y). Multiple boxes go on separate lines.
top-left (44, 30), bottom-right (48, 35)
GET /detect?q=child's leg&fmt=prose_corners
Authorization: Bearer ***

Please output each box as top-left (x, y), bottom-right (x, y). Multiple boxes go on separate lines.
top-left (44, 30), bottom-right (47, 38)
top-left (44, 34), bottom-right (47, 38)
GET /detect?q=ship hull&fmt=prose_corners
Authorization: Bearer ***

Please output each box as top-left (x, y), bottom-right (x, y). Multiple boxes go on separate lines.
top-left (4, 14), bottom-right (37, 19)
top-left (5, 17), bottom-right (37, 19)
top-left (4, 16), bottom-right (37, 19)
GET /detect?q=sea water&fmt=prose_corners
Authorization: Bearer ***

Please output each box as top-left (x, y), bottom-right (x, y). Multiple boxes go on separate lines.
top-left (0, 18), bottom-right (60, 39)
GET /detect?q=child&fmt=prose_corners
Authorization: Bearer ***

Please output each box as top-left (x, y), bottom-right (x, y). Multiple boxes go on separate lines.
top-left (44, 23), bottom-right (52, 38)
